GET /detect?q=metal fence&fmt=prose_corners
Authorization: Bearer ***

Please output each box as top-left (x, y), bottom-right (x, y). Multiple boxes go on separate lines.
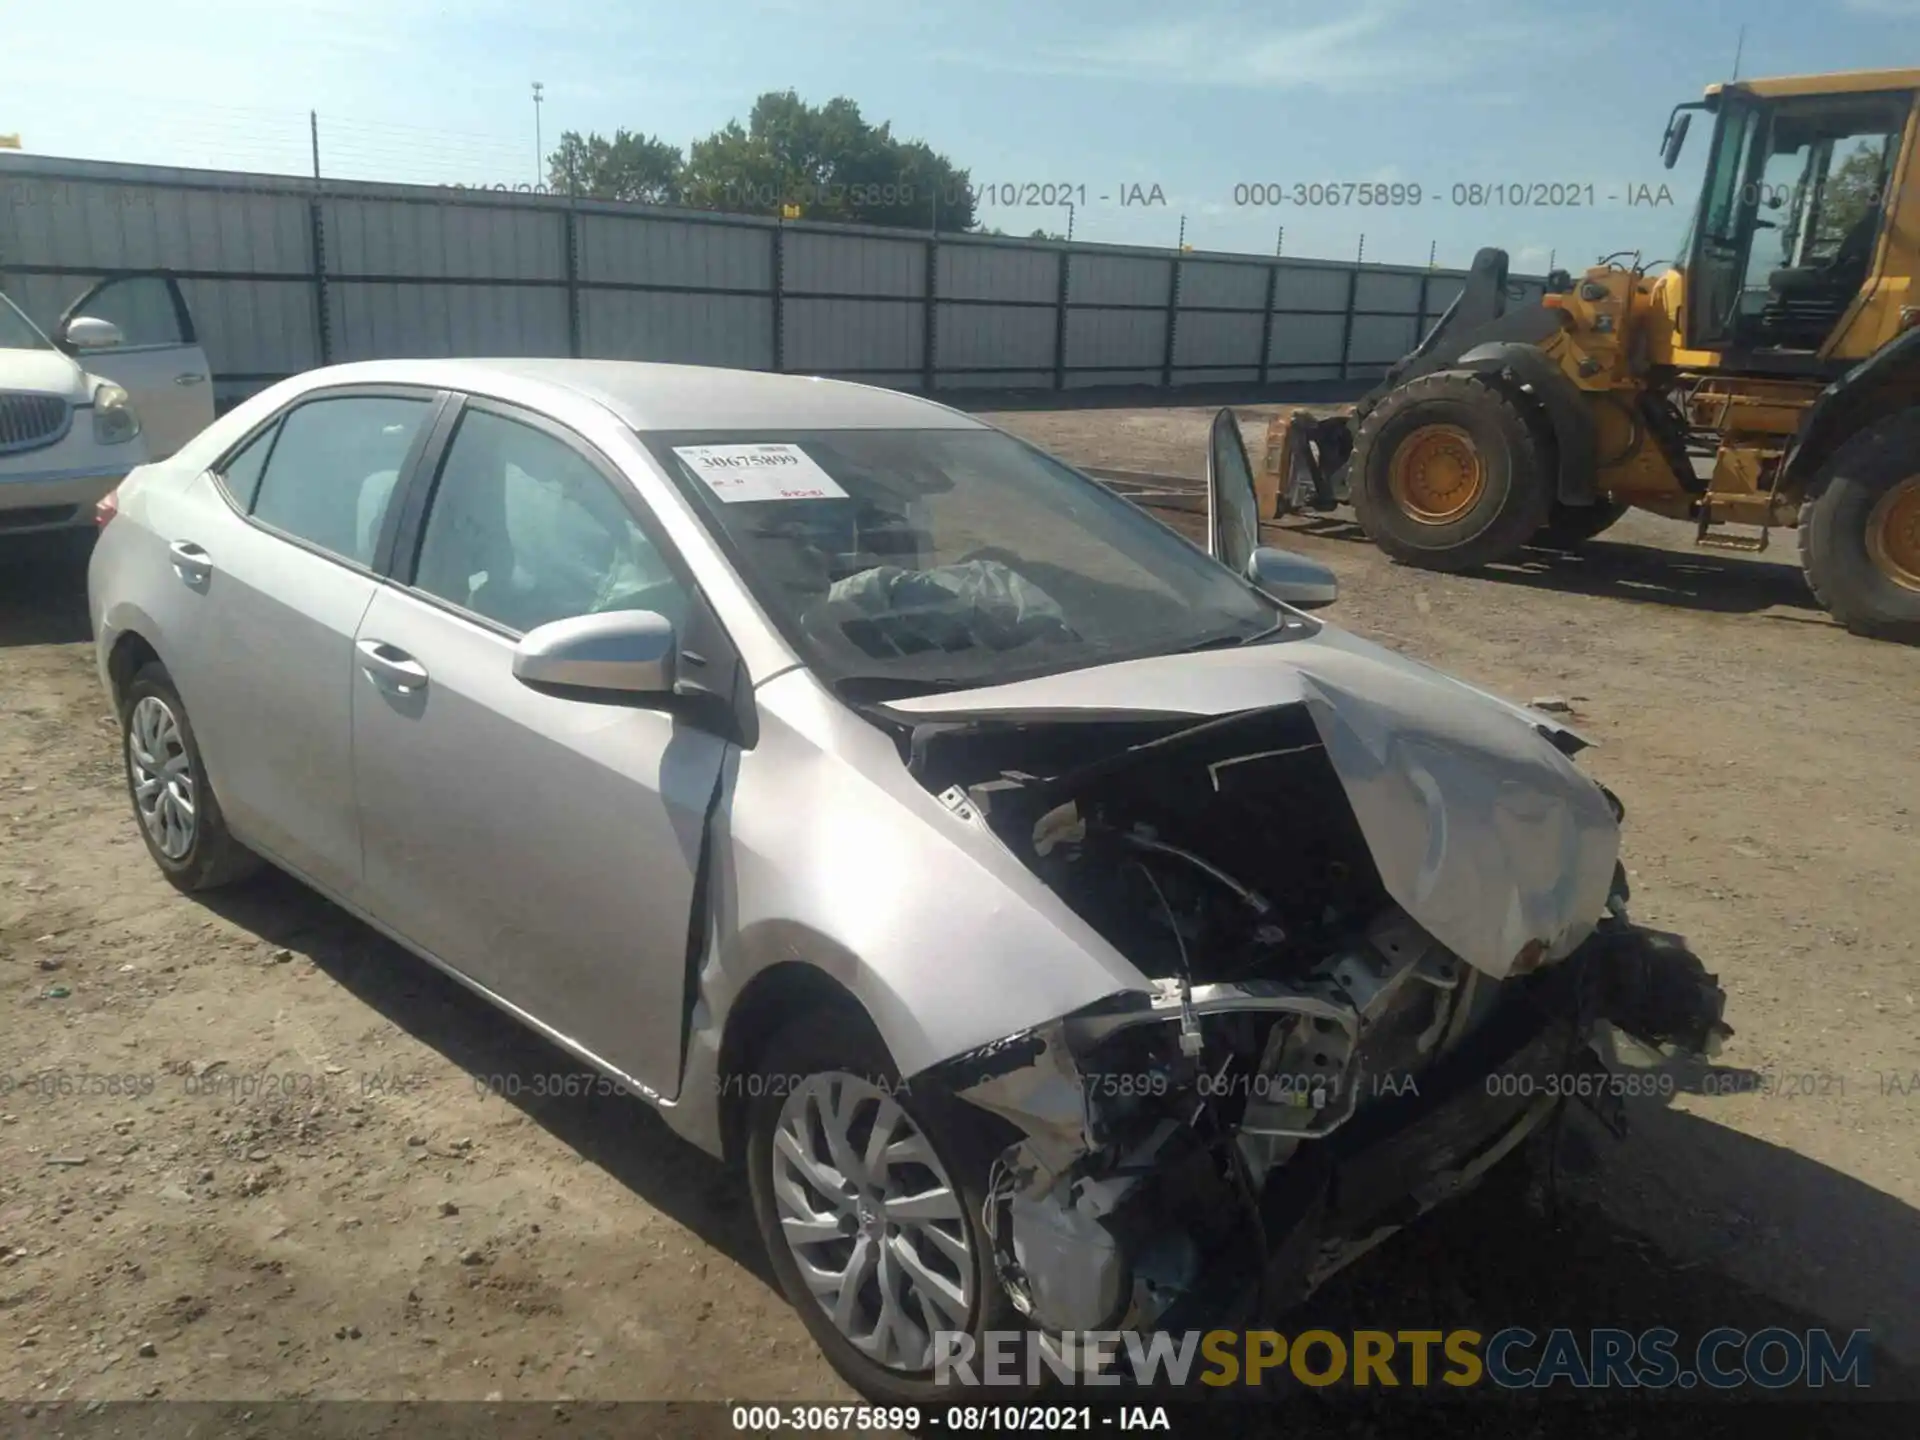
top-left (0, 154), bottom-right (1546, 412)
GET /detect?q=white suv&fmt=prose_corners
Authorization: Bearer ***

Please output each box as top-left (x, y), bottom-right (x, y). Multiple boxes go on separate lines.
top-left (1, 276), bottom-right (213, 534)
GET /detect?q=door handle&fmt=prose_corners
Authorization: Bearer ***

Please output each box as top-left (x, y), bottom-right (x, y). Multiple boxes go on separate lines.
top-left (174, 372), bottom-right (206, 386)
top-left (167, 540), bottom-right (212, 585)
top-left (356, 638), bottom-right (429, 694)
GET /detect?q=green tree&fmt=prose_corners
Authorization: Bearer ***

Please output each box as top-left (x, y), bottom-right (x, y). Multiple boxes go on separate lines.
top-left (546, 128), bottom-right (683, 203)
top-left (678, 92), bottom-right (975, 231)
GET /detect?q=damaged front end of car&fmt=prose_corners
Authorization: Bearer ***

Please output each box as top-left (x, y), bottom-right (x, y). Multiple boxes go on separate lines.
top-left (901, 677), bottom-right (1731, 1347)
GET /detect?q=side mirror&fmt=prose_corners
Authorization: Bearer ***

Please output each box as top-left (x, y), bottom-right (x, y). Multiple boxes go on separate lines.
top-left (512, 610), bottom-right (677, 696)
top-left (1247, 546), bottom-right (1337, 609)
top-left (1205, 406), bottom-right (1263, 578)
top-left (1661, 111), bottom-right (1691, 171)
top-left (62, 315), bottom-right (126, 350)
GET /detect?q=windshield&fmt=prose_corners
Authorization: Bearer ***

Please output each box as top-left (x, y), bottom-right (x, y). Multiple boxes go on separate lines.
top-left (0, 294), bottom-right (54, 351)
top-left (643, 427), bottom-right (1295, 694)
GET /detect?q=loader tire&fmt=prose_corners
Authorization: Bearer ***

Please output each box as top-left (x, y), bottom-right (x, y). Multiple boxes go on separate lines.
top-left (1798, 409), bottom-right (1920, 643)
top-left (1536, 499), bottom-right (1629, 551)
top-left (1349, 372), bottom-right (1553, 572)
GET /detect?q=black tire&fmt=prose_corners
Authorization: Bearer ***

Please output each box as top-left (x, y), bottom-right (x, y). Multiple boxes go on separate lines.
top-left (745, 1004), bottom-right (1022, 1405)
top-left (1348, 371), bottom-right (1553, 571)
top-left (120, 662), bottom-right (262, 892)
top-left (1535, 499), bottom-right (1629, 551)
top-left (1798, 410), bottom-right (1920, 642)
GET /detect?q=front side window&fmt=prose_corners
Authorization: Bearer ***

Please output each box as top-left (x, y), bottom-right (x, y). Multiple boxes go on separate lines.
top-left (66, 276), bottom-right (189, 348)
top-left (412, 407), bottom-right (687, 635)
top-left (645, 427), bottom-right (1290, 695)
top-left (250, 395), bottom-right (432, 566)
top-left (0, 294), bottom-right (53, 352)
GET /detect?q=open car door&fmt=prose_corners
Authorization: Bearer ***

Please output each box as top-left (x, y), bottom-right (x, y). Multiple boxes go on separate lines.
top-left (55, 274), bottom-right (212, 459)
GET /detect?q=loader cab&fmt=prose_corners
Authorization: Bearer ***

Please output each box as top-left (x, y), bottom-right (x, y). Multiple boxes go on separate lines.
top-left (1682, 82), bottom-right (1914, 361)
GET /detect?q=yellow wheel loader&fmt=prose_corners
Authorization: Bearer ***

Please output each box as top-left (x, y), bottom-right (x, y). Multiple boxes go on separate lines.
top-left (1264, 68), bottom-right (1920, 641)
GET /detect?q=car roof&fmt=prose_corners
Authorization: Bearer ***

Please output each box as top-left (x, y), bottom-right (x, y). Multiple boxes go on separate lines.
top-left (295, 358), bottom-right (987, 432)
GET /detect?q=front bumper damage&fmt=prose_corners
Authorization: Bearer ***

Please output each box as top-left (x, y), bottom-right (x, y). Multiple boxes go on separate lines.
top-left (917, 914), bottom-right (1729, 1343)
top-left (884, 628), bottom-right (1731, 1351)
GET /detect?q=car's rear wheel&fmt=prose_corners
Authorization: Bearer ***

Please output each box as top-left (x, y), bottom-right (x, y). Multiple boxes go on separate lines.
top-left (121, 662), bottom-right (262, 892)
top-left (745, 1005), bottom-right (1019, 1404)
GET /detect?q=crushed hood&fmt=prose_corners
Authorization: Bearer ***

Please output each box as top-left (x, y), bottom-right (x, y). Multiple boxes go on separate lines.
top-left (885, 624), bottom-right (1620, 979)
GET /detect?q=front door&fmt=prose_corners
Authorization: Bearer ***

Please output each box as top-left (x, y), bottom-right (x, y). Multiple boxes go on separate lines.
top-left (350, 400), bottom-right (730, 1098)
top-left (58, 275), bottom-right (213, 457)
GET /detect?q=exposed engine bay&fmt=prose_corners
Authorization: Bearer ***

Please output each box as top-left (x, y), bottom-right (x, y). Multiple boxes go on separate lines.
top-left (902, 701), bottom-right (1733, 1344)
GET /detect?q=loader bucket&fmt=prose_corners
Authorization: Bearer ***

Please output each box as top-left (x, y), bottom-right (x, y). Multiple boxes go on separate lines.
top-left (1262, 409), bottom-right (1356, 515)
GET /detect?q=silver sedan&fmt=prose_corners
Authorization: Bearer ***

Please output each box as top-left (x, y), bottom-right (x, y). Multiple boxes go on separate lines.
top-left (88, 360), bottom-right (1731, 1401)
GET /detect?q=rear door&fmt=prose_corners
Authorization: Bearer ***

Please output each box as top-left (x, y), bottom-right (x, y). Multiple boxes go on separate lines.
top-left (349, 398), bottom-right (733, 1097)
top-left (58, 275), bottom-right (213, 457)
top-left (166, 387), bottom-right (443, 900)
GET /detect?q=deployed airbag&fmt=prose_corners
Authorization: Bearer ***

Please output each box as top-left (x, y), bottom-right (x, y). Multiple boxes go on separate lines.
top-left (826, 558), bottom-right (1074, 656)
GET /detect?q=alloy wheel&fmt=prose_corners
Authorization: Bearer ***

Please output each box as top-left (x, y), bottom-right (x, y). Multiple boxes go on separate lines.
top-left (129, 695), bottom-right (196, 860)
top-left (769, 1072), bottom-right (974, 1371)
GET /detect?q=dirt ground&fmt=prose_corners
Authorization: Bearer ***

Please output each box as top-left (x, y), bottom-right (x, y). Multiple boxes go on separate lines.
top-left (1, 398), bottom-right (1916, 1431)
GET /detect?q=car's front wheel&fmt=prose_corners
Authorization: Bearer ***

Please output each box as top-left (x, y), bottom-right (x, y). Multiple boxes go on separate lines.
top-left (120, 661), bottom-right (262, 892)
top-left (745, 1005), bottom-right (1019, 1404)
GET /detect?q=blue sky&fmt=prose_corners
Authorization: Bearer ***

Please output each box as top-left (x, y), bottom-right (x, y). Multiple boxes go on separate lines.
top-left (4, 0), bottom-right (1919, 270)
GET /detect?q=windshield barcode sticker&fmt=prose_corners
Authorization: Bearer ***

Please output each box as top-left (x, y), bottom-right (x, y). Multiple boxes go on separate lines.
top-left (672, 443), bottom-right (848, 503)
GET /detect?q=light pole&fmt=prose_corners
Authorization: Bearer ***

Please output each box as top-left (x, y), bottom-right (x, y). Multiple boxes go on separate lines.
top-left (531, 81), bottom-right (545, 188)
